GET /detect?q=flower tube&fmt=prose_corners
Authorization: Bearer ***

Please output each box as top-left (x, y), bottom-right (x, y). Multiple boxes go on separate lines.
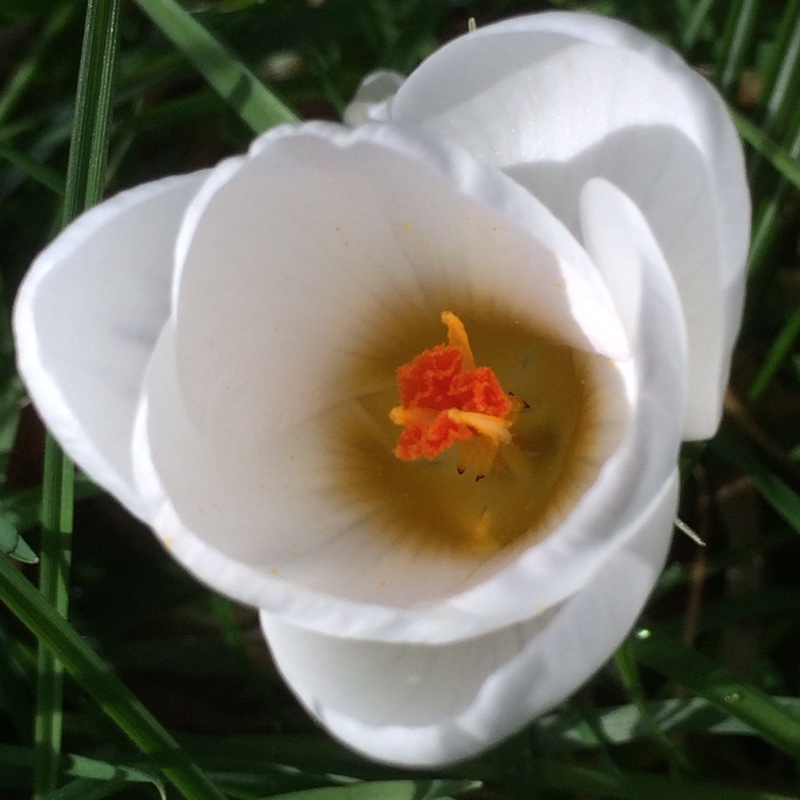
top-left (14, 11), bottom-right (748, 767)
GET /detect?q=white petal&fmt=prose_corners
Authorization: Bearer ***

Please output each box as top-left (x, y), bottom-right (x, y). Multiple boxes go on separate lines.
top-left (260, 470), bottom-right (678, 767)
top-left (131, 132), bottom-right (686, 649)
top-left (170, 121), bottom-right (627, 458)
top-left (130, 122), bottom-right (629, 640)
top-left (13, 171), bottom-right (208, 519)
top-left (343, 70), bottom-right (405, 126)
top-left (388, 11), bottom-right (749, 438)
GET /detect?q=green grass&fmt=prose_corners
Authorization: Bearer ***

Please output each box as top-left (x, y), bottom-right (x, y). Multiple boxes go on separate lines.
top-left (2, 0), bottom-right (800, 798)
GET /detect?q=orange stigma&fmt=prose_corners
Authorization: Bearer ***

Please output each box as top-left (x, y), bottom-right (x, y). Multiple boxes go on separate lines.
top-left (390, 312), bottom-right (519, 476)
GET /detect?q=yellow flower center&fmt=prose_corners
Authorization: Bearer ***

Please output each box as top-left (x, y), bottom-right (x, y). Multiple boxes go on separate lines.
top-left (389, 311), bottom-right (523, 478)
top-left (337, 307), bottom-right (604, 557)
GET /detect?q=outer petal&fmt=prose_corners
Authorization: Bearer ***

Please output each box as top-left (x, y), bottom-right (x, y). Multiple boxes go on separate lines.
top-left (131, 121), bottom-right (632, 641)
top-left (384, 11), bottom-right (749, 439)
top-left (257, 178), bottom-right (687, 765)
top-left (13, 171), bottom-right (209, 519)
top-left (261, 472), bottom-right (678, 766)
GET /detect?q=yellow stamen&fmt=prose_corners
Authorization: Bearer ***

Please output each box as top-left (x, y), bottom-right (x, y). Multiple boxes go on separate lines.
top-left (442, 310), bottom-right (475, 371)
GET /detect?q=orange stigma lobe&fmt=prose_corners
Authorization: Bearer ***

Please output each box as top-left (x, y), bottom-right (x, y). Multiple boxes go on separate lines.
top-left (390, 312), bottom-right (515, 471)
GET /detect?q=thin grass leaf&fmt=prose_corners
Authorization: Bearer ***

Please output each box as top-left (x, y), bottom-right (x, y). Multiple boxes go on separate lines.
top-left (614, 640), bottom-right (697, 775)
top-left (748, 307), bottom-right (800, 403)
top-left (748, 192), bottom-right (786, 278)
top-left (65, 754), bottom-right (166, 796)
top-left (533, 758), bottom-right (797, 800)
top-left (0, 557), bottom-right (226, 800)
top-left (381, 0), bottom-right (449, 73)
top-left (34, 0), bottom-right (123, 790)
top-left (633, 632), bottom-right (800, 759)
top-left (561, 697), bottom-right (621, 775)
top-left (0, 516), bottom-right (37, 564)
top-left (0, 744), bottom-right (167, 796)
top-left (0, 5), bottom-right (75, 124)
top-left (711, 430), bottom-right (800, 535)
top-left (753, 0), bottom-right (800, 143)
top-left (746, 51), bottom-right (800, 279)
top-left (43, 776), bottom-right (127, 800)
top-left (0, 143), bottom-right (64, 194)
top-left (680, 0), bottom-right (715, 53)
top-left (713, 0), bottom-right (760, 98)
top-left (732, 109), bottom-right (800, 192)
top-left (535, 696), bottom-right (800, 753)
top-left (35, 436), bottom-right (74, 800)
top-left (180, 733), bottom-right (392, 783)
top-left (266, 780), bottom-right (480, 800)
top-left (134, 0), bottom-right (298, 133)
top-left (0, 626), bottom-right (33, 740)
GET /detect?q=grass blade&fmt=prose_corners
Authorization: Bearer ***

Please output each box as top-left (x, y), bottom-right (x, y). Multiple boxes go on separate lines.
top-left (633, 632), bottom-right (800, 759)
top-left (34, 0), bottom-right (123, 794)
top-left (533, 758), bottom-right (796, 800)
top-left (266, 780), bottom-right (479, 800)
top-left (680, 0), bottom-right (715, 54)
top-left (0, 556), bottom-right (226, 800)
top-left (0, 5), bottom-right (75, 125)
top-left (614, 640), bottom-right (696, 775)
top-left (713, 0), bottom-right (760, 98)
top-left (35, 439), bottom-right (73, 799)
top-left (134, 0), bottom-right (298, 133)
top-left (711, 430), bottom-right (800, 535)
top-left (731, 108), bottom-right (800, 192)
top-left (747, 307), bottom-right (800, 403)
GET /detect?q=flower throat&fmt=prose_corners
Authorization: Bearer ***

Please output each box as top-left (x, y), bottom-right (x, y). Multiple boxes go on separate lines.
top-left (339, 307), bottom-right (601, 556)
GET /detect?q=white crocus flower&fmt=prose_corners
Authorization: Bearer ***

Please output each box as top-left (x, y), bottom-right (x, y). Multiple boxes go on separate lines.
top-left (14, 12), bottom-right (747, 768)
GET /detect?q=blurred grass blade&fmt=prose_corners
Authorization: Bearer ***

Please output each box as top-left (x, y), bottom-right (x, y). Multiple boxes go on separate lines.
top-left (634, 633), bottom-right (800, 758)
top-left (35, 439), bottom-right (74, 799)
top-left (0, 556), bottom-right (226, 800)
top-left (0, 143), bottom-right (65, 194)
top-left (34, 0), bottom-right (123, 793)
top-left (753, 0), bottom-right (800, 146)
top-left (134, 0), bottom-right (298, 132)
top-left (614, 641), bottom-right (696, 775)
top-left (535, 696), bottom-right (800, 753)
top-left (534, 759), bottom-right (796, 800)
top-left (732, 109), bottom-right (800, 192)
top-left (381, 0), bottom-right (450, 73)
top-left (0, 5), bottom-right (75, 124)
top-left (0, 743), bottom-right (166, 795)
top-left (267, 780), bottom-right (480, 800)
top-left (43, 776), bottom-right (127, 800)
top-left (711, 430), bottom-right (800, 535)
top-left (747, 307), bottom-right (800, 403)
top-left (0, 516), bottom-right (38, 564)
top-left (680, 0), bottom-right (715, 54)
top-left (713, 0), bottom-right (759, 98)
